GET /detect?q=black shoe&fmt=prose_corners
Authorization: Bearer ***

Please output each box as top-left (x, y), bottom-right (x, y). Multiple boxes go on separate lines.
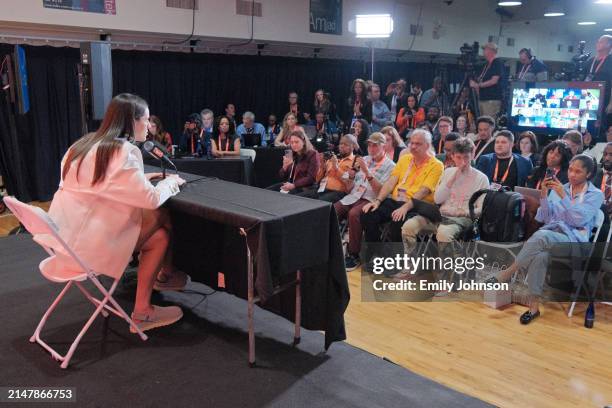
top-left (345, 255), bottom-right (361, 271)
top-left (519, 310), bottom-right (540, 325)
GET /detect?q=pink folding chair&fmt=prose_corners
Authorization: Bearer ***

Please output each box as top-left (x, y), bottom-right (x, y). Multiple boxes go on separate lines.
top-left (4, 196), bottom-right (148, 369)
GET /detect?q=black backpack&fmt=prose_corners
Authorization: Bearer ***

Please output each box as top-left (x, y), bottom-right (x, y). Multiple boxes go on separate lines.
top-left (468, 188), bottom-right (525, 242)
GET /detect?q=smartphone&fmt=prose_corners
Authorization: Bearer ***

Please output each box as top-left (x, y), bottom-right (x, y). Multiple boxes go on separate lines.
top-left (284, 149), bottom-right (293, 160)
top-left (545, 168), bottom-right (555, 179)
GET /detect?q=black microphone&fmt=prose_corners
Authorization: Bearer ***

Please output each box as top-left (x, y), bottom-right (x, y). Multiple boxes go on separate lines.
top-left (143, 140), bottom-right (175, 168)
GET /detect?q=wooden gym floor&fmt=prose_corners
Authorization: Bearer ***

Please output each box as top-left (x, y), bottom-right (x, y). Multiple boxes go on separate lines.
top-left (1, 201), bottom-right (611, 407)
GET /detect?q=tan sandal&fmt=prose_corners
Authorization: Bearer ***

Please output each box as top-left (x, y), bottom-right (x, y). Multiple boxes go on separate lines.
top-left (130, 305), bottom-right (183, 333)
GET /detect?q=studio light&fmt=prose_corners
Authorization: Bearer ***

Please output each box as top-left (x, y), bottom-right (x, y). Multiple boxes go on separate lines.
top-left (354, 14), bottom-right (394, 38)
top-left (543, 3), bottom-right (565, 17)
top-left (577, 21), bottom-right (597, 25)
top-left (498, 1), bottom-right (522, 6)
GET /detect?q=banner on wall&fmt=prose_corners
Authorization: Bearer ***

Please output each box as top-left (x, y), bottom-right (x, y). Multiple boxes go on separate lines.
top-left (43, 0), bottom-right (116, 15)
top-left (309, 0), bottom-right (342, 35)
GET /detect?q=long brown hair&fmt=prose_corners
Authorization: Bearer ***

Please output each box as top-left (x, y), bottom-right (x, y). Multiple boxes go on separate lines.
top-left (62, 93), bottom-right (148, 185)
top-left (148, 115), bottom-right (166, 144)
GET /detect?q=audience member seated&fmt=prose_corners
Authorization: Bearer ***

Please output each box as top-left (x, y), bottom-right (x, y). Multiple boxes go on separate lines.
top-left (472, 115), bottom-right (496, 159)
top-left (592, 142), bottom-right (612, 217)
top-left (236, 111), bottom-right (267, 146)
top-left (313, 88), bottom-right (335, 119)
top-left (432, 116), bottom-right (454, 155)
top-left (266, 114), bottom-right (281, 145)
top-left (335, 133), bottom-right (396, 270)
top-left (517, 131), bottom-right (541, 167)
top-left (435, 132), bottom-right (460, 169)
top-left (454, 114), bottom-right (472, 137)
top-left (425, 107), bottom-right (440, 131)
top-left (526, 140), bottom-right (571, 189)
top-left (348, 78), bottom-right (372, 125)
top-left (267, 130), bottom-right (320, 194)
top-left (308, 111), bottom-right (335, 139)
top-left (386, 79), bottom-right (408, 122)
top-left (288, 91), bottom-right (309, 124)
top-left (179, 113), bottom-right (203, 155)
top-left (211, 115), bottom-right (241, 157)
top-left (301, 134), bottom-right (358, 202)
top-left (224, 102), bottom-right (237, 126)
top-left (561, 130), bottom-right (583, 156)
top-left (476, 130), bottom-right (533, 190)
top-left (370, 83), bottom-right (392, 132)
top-left (197, 109), bottom-right (215, 156)
top-left (274, 112), bottom-right (305, 146)
top-left (452, 87), bottom-right (475, 120)
top-left (583, 125), bottom-right (612, 163)
top-left (360, 129), bottom-right (444, 245)
top-left (147, 115), bottom-right (173, 153)
top-left (421, 77), bottom-right (449, 115)
top-left (353, 118), bottom-right (371, 154)
top-left (396, 94), bottom-right (425, 136)
top-left (380, 126), bottom-right (406, 163)
top-left (411, 82), bottom-right (423, 105)
top-left (400, 137), bottom-right (489, 277)
top-left (487, 154), bottom-right (603, 325)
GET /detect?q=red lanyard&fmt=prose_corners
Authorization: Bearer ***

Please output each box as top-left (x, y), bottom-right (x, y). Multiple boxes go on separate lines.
top-left (493, 156), bottom-right (514, 183)
top-left (590, 55), bottom-right (608, 76)
top-left (218, 135), bottom-right (230, 152)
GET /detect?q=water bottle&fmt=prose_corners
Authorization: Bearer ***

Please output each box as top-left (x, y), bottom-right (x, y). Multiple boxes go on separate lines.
top-left (206, 137), bottom-right (213, 159)
top-left (584, 301), bottom-right (595, 329)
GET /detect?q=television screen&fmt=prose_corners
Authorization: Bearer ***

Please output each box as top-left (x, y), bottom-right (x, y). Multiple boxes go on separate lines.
top-left (508, 81), bottom-right (606, 135)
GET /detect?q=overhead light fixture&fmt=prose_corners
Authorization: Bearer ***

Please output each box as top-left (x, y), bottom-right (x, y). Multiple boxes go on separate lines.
top-left (595, 0), bottom-right (612, 4)
top-left (605, 28), bottom-right (612, 31)
top-left (498, 1), bottom-right (522, 6)
top-left (577, 21), bottom-right (597, 25)
top-left (544, 3), bottom-right (565, 17)
top-left (353, 14), bottom-right (394, 38)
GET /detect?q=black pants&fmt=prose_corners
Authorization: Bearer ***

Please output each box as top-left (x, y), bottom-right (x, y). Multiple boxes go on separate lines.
top-left (360, 198), bottom-right (413, 242)
top-left (297, 189), bottom-right (346, 203)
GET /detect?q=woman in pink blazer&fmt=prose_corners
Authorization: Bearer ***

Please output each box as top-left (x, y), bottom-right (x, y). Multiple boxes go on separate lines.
top-left (41, 93), bottom-right (186, 333)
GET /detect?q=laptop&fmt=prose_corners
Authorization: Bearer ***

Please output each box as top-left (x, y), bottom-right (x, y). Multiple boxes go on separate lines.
top-left (515, 186), bottom-right (541, 201)
top-left (242, 133), bottom-right (262, 147)
top-left (303, 125), bottom-right (318, 140)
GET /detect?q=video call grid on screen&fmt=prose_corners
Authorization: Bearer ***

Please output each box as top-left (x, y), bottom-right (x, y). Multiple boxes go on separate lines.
top-left (509, 81), bottom-right (606, 134)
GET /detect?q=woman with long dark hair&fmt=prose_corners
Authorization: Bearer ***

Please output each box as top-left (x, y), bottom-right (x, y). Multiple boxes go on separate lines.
top-left (487, 154), bottom-right (603, 324)
top-left (347, 78), bottom-right (372, 125)
top-left (40, 93), bottom-right (186, 333)
top-left (526, 140), bottom-right (571, 189)
top-left (353, 118), bottom-right (371, 154)
top-left (211, 115), bottom-right (241, 157)
top-left (267, 130), bottom-right (320, 194)
top-left (395, 94), bottom-right (425, 135)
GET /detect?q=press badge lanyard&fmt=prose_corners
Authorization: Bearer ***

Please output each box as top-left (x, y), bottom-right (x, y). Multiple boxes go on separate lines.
top-left (518, 63), bottom-right (531, 80)
top-left (478, 61), bottom-right (492, 82)
top-left (570, 183), bottom-right (587, 205)
top-left (218, 135), bottom-right (230, 152)
top-left (493, 156), bottom-right (514, 183)
top-left (399, 158), bottom-right (427, 188)
top-left (587, 55), bottom-right (608, 80)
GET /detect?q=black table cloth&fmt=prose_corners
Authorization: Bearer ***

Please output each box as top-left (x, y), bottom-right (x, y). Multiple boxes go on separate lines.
top-left (144, 155), bottom-right (253, 185)
top-left (145, 165), bottom-right (349, 349)
top-left (252, 147), bottom-right (285, 188)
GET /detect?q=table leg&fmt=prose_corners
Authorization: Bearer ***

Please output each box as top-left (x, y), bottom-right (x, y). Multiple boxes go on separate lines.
top-left (293, 270), bottom-right (301, 346)
top-left (240, 228), bottom-right (256, 368)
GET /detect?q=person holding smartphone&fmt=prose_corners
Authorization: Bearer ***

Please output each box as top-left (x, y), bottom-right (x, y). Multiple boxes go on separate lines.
top-left (487, 154), bottom-right (603, 325)
top-left (266, 130), bottom-right (319, 194)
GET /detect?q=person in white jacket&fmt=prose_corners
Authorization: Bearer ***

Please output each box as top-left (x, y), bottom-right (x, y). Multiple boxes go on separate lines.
top-left (40, 93), bottom-right (186, 333)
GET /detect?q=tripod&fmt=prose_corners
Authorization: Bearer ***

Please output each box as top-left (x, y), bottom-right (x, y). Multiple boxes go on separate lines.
top-left (452, 71), bottom-right (481, 120)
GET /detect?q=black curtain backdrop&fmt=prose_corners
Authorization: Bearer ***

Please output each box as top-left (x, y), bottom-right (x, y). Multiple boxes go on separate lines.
top-left (0, 43), bottom-right (462, 201)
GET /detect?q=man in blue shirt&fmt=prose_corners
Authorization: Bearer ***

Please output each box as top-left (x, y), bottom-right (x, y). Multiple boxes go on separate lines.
top-left (236, 111), bottom-right (267, 146)
top-left (476, 130), bottom-right (533, 190)
top-left (370, 83), bottom-right (392, 132)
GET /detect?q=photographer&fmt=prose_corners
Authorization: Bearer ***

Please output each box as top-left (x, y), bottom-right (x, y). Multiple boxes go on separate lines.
top-left (300, 134), bottom-right (358, 202)
top-left (470, 42), bottom-right (503, 118)
top-left (179, 113), bottom-right (204, 155)
top-left (517, 48), bottom-right (548, 81)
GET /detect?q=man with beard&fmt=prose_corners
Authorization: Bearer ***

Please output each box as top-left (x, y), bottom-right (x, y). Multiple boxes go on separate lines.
top-left (425, 107), bottom-right (440, 131)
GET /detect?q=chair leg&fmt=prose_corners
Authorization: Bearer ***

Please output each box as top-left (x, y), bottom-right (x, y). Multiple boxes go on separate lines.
top-left (30, 281), bottom-right (73, 344)
top-left (74, 281), bottom-right (109, 318)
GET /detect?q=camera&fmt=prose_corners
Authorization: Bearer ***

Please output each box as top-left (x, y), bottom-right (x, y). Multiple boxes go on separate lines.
top-left (323, 151), bottom-right (335, 161)
top-left (554, 41), bottom-right (591, 81)
top-left (458, 42), bottom-right (480, 75)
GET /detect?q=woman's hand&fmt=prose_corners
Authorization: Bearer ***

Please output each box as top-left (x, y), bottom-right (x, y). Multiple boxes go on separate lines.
top-left (282, 155), bottom-right (293, 170)
top-left (540, 176), bottom-right (550, 198)
top-left (281, 182), bottom-right (295, 191)
top-left (145, 172), bottom-right (163, 181)
top-left (546, 177), bottom-right (565, 199)
top-left (166, 174), bottom-right (186, 186)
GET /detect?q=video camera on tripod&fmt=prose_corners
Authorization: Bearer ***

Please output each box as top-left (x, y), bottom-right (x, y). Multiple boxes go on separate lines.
top-left (458, 41), bottom-right (480, 76)
top-left (554, 41), bottom-right (591, 81)
top-left (453, 41), bottom-right (482, 118)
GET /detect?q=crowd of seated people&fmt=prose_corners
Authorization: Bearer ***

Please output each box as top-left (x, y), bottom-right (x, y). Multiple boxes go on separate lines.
top-left (148, 74), bottom-right (612, 326)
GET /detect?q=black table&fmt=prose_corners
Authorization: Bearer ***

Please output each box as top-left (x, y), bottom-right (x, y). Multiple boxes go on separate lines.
top-left (252, 147), bottom-right (285, 188)
top-left (144, 155), bottom-right (254, 185)
top-left (146, 165), bottom-right (350, 364)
